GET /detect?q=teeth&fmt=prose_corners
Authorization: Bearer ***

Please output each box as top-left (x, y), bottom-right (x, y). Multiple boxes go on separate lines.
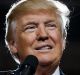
top-left (36, 45), bottom-right (52, 50)
top-left (40, 46), bottom-right (50, 50)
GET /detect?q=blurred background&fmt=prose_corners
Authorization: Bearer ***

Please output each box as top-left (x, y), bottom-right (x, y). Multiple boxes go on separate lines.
top-left (0, 0), bottom-right (80, 75)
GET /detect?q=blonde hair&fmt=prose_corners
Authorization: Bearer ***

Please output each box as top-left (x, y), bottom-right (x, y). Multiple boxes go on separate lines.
top-left (5, 0), bottom-right (70, 43)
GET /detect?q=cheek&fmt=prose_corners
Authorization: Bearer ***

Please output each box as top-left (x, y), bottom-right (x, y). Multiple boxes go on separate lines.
top-left (24, 33), bottom-right (37, 45)
top-left (48, 30), bottom-right (62, 43)
top-left (48, 30), bottom-right (64, 52)
top-left (16, 32), bottom-right (36, 49)
top-left (15, 32), bottom-right (37, 61)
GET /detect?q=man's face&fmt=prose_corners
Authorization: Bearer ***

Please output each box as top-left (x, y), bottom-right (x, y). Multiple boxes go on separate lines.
top-left (10, 10), bottom-right (65, 67)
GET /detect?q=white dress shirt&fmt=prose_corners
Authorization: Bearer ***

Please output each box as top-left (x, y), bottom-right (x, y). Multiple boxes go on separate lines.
top-left (52, 66), bottom-right (60, 75)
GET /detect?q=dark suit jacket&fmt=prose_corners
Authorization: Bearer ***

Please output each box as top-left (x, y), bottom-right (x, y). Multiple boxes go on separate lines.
top-left (60, 69), bottom-right (65, 75)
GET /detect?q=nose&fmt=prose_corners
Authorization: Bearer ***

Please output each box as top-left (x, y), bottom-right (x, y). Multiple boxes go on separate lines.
top-left (37, 25), bottom-right (48, 41)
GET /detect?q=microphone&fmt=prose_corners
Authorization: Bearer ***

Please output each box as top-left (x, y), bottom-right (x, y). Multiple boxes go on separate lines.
top-left (15, 55), bottom-right (39, 75)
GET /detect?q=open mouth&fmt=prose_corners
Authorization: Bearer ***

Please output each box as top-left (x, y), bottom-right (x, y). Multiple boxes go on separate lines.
top-left (35, 44), bottom-right (53, 50)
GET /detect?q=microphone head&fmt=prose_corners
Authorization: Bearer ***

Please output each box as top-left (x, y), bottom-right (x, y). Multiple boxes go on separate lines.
top-left (20, 55), bottom-right (39, 73)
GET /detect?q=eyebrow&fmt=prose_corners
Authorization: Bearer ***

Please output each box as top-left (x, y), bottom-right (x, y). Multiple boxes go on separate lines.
top-left (27, 22), bottom-right (38, 25)
top-left (44, 20), bottom-right (55, 24)
top-left (22, 22), bottom-right (38, 29)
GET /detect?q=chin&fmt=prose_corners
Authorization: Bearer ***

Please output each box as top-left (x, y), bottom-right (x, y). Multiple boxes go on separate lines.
top-left (37, 54), bottom-right (59, 66)
top-left (38, 56), bottom-right (54, 66)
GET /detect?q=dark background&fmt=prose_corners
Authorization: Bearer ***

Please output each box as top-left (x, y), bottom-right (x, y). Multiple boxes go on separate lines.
top-left (0, 0), bottom-right (80, 75)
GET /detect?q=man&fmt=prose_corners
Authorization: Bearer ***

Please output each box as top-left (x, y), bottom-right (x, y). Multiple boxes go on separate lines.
top-left (5, 0), bottom-right (70, 75)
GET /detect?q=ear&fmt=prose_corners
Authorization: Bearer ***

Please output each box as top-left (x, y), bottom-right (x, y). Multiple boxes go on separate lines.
top-left (62, 29), bottom-right (67, 50)
top-left (8, 40), bottom-right (18, 54)
top-left (62, 38), bottom-right (66, 51)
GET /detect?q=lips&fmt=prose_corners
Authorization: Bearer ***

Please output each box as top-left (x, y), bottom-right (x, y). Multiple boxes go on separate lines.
top-left (35, 44), bottom-right (53, 50)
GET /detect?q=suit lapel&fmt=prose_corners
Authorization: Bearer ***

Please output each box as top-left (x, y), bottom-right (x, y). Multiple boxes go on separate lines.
top-left (60, 69), bottom-right (65, 75)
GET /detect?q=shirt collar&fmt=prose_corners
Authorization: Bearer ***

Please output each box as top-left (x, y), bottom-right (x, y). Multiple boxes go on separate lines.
top-left (52, 66), bottom-right (60, 75)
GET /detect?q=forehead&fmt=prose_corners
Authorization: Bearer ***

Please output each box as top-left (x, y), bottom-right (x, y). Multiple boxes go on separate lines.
top-left (16, 9), bottom-right (57, 17)
top-left (15, 9), bottom-right (60, 23)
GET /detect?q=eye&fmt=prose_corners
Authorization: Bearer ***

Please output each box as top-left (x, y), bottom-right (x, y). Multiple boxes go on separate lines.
top-left (24, 24), bottom-right (37, 32)
top-left (46, 22), bottom-right (56, 30)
